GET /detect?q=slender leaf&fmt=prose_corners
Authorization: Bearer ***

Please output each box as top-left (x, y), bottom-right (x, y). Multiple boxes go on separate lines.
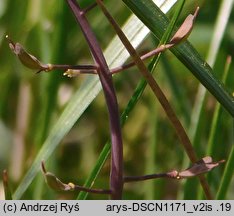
top-left (13, 76), bottom-right (101, 199)
top-left (184, 0), bottom-right (234, 199)
top-left (216, 145), bottom-right (234, 199)
top-left (205, 57), bottom-right (232, 199)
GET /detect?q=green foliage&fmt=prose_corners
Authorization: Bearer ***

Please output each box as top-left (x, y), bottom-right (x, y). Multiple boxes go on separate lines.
top-left (0, 0), bottom-right (233, 199)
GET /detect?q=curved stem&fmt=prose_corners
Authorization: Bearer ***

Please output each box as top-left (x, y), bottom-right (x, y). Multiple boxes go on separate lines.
top-left (66, 0), bottom-right (123, 200)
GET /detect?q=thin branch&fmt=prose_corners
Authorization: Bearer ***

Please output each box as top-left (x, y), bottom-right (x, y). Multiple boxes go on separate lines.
top-left (73, 184), bottom-right (111, 194)
top-left (45, 64), bottom-right (97, 71)
top-left (124, 156), bottom-right (224, 183)
top-left (62, 43), bottom-right (175, 76)
top-left (7, 34), bottom-right (177, 77)
top-left (124, 171), bottom-right (178, 183)
top-left (111, 43), bottom-right (173, 74)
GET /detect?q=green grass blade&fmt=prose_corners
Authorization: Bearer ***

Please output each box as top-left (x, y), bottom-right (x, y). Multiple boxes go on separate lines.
top-left (201, 57), bottom-right (231, 199)
top-left (190, 0), bottom-right (234, 160)
top-left (207, 57), bottom-right (231, 155)
top-left (159, 0), bottom-right (185, 45)
top-left (160, 55), bottom-right (191, 126)
top-left (183, 0), bottom-right (234, 199)
top-left (32, 0), bottom-right (71, 199)
top-left (144, 101), bottom-right (158, 199)
top-left (216, 145), bottom-right (234, 199)
top-left (77, 141), bottom-right (111, 200)
top-left (13, 76), bottom-right (101, 199)
top-left (122, 0), bottom-right (234, 117)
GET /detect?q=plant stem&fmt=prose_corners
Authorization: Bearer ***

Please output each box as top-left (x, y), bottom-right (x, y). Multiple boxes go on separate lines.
top-left (46, 44), bottom-right (173, 75)
top-left (66, 0), bottom-right (123, 199)
top-left (48, 64), bottom-right (97, 71)
top-left (73, 185), bottom-right (111, 194)
top-left (111, 44), bottom-right (173, 74)
top-left (124, 171), bottom-right (178, 182)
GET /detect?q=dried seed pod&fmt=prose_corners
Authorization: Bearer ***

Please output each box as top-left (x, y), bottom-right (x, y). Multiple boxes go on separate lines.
top-left (41, 161), bottom-right (74, 191)
top-left (178, 156), bottom-right (225, 179)
top-left (170, 7), bottom-right (199, 44)
top-left (6, 35), bottom-right (50, 72)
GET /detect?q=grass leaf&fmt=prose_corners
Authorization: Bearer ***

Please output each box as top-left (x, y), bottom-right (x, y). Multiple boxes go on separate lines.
top-left (122, 0), bottom-right (234, 117)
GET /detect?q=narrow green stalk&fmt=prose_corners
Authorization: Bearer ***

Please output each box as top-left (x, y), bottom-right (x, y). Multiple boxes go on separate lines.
top-left (144, 99), bottom-right (158, 199)
top-left (36, 1), bottom-right (69, 145)
top-left (160, 55), bottom-right (191, 126)
top-left (183, 0), bottom-right (234, 199)
top-left (190, 0), bottom-right (234, 164)
top-left (77, 142), bottom-right (111, 200)
top-left (207, 57), bottom-right (231, 161)
top-left (32, 1), bottom-right (70, 199)
top-left (216, 138), bottom-right (234, 199)
top-left (198, 56), bottom-right (231, 199)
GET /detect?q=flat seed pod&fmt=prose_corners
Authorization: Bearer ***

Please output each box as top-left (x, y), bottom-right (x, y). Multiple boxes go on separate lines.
top-left (6, 35), bottom-right (49, 71)
top-left (170, 7), bottom-right (199, 44)
top-left (178, 156), bottom-right (225, 179)
top-left (41, 161), bottom-right (73, 191)
top-left (43, 172), bottom-right (73, 191)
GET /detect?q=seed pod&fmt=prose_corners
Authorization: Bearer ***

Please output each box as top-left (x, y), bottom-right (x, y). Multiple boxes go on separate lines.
top-left (43, 172), bottom-right (73, 191)
top-left (41, 161), bottom-right (74, 191)
top-left (170, 7), bottom-right (199, 44)
top-left (178, 156), bottom-right (225, 179)
top-left (6, 35), bottom-right (49, 72)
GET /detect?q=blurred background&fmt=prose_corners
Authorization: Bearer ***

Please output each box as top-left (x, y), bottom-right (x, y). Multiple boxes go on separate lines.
top-left (0, 0), bottom-right (233, 199)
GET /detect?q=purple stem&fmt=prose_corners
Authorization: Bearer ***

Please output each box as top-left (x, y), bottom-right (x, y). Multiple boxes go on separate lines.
top-left (51, 64), bottom-right (97, 71)
top-left (82, 0), bottom-right (104, 13)
top-left (66, 0), bottom-right (123, 199)
top-left (111, 44), bottom-right (173, 74)
top-left (124, 170), bottom-right (178, 182)
top-left (73, 185), bottom-right (111, 194)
